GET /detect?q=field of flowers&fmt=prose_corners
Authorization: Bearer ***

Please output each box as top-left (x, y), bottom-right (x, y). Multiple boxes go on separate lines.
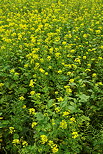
top-left (0, 0), bottom-right (103, 153)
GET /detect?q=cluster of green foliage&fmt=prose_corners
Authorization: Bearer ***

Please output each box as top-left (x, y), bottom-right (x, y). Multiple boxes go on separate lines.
top-left (0, 0), bottom-right (103, 153)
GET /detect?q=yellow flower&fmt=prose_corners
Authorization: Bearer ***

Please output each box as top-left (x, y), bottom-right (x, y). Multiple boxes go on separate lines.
top-left (39, 68), bottom-right (45, 73)
top-left (48, 140), bottom-right (54, 148)
top-left (19, 96), bottom-right (25, 100)
top-left (31, 122), bottom-right (37, 128)
top-left (60, 120), bottom-right (67, 129)
top-left (47, 56), bottom-right (51, 60)
top-left (63, 111), bottom-right (70, 116)
top-left (55, 52), bottom-right (61, 58)
top-left (40, 135), bottom-right (48, 144)
top-left (62, 41), bottom-right (67, 45)
top-left (28, 108), bottom-right (35, 115)
top-left (52, 146), bottom-right (58, 153)
top-left (69, 79), bottom-right (74, 83)
top-left (85, 69), bottom-right (91, 72)
top-left (45, 72), bottom-right (48, 75)
top-left (30, 91), bottom-right (35, 95)
top-left (58, 70), bottom-right (62, 74)
top-left (0, 117), bottom-right (3, 120)
top-left (22, 141), bottom-right (28, 147)
top-left (100, 45), bottom-right (103, 49)
top-left (0, 83), bottom-right (4, 87)
top-left (9, 127), bottom-right (15, 134)
top-left (51, 119), bottom-right (55, 125)
top-left (24, 64), bottom-right (28, 67)
top-left (83, 56), bottom-right (86, 59)
top-left (72, 132), bottom-right (79, 139)
top-left (74, 58), bottom-right (81, 64)
top-left (57, 97), bottom-right (64, 102)
top-left (12, 139), bottom-right (20, 144)
top-left (55, 107), bottom-right (60, 113)
top-left (83, 34), bottom-right (88, 38)
top-left (66, 88), bottom-right (72, 94)
top-left (92, 73), bottom-right (97, 77)
top-left (29, 79), bottom-right (34, 87)
top-left (67, 72), bottom-right (71, 75)
top-left (98, 57), bottom-right (102, 60)
top-left (10, 69), bottom-right (15, 73)
top-left (22, 105), bottom-right (26, 109)
top-left (70, 117), bottom-right (76, 123)
top-left (14, 72), bottom-right (19, 75)
top-left (95, 30), bottom-right (101, 34)
top-left (55, 91), bottom-right (58, 95)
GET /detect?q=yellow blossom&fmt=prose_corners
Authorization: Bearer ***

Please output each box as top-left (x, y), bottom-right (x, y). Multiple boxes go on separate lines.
top-left (12, 139), bottom-right (20, 144)
top-left (52, 146), bottom-right (58, 153)
top-left (83, 34), bottom-right (88, 38)
top-left (22, 141), bottom-right (28, 147)
top-left (24, 64), bottom-right (28, 67)
top-left (92, 73), bottom-right (97, 77)
top-left (63, 111), bottom-right (70, 116)
top-left (0, 83), bottom-right (4, 87)
top-left (40, 135), bottom-right (48, 144)
top-left (39, 68), bottom-right (45, 73)
top-left (31, 122), bottom-right (37, 128)
top-left (19, 96), bottom-right (25, 100)
top-left (28, 108), bottom-right (35, 115)
top-left (60, 120), bottom-right (67, 129)
top-left (30, 91), bottom-right (35, 95)
top-left (45, 72), bottom-right (48, 75)
top-left (70, 117), bottom-right (76, 123)
top-left (83, 56), bottom-right (86, 59)
top-left (69, 79), bottom-right (74, 83)
top-left (0, 117), bottom-right (3, 120)
top-left (29, 79), bottom-right (34, 87)
top-left (48, 140), bottom-right (54, 148)
top-left (10, 69), bottom-right (15, 73)
top-left (22, 105), bottom-right (26, 109)
top-left (9, 127), bottom-right (15, 134)
top-left (55, 107), bottom-right (60, 113)
top-left (72, 132), bottom-right (79, 139)
top-left (58, 70), bottom-right (62, 74)
top-left (57, 97), bottom-right (64, 102)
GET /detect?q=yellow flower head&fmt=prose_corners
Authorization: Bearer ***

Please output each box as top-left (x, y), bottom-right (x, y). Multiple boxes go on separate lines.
top-left (52, 146), bottom-right (58, 153)
top-left (22, 141), bottom-right (28, 147)
top-left (63, 111), bottom-right (70, 116)
top-left (72, 132), bottom-right (79, 139)
top-left (22, 105), bottom-right (26, 109)
top-left (10, 69), bottom-right (15, 73)
top-left (69, 79), bottom-right (74, 83)
top-left (31, 122), bottom-right (37, 128)
top-left (92, 73), bottom-right (97, 77)
top-left (60, 120), bottom-right (67, 129)
top-left (12, 139), bottom-right (20, 144)
top-left (19, 96), bottom-right (25, 100)
top-left (30, 91), bottom-right (35, 95)
top-left (0, 83), bottom-right (4, 87)
top-left (70, 117), bottom-right (76, 123)
top-left (28, 108), bottom-right (35, 115)
top-left (29, 79), bottom-right (34, 87)
top-left (9, 127), bottom-right (15, 134)
top-left (40, 135), bottom-right (48, 144)
top-left (57, 97), bottom-right (64, 102)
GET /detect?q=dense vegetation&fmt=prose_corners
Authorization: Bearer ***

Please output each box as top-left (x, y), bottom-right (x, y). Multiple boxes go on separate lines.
top-left (0, 0), bottom-right (103, 153)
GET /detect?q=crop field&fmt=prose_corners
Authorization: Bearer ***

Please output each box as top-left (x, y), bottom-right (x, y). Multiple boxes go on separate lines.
top-left (0, 0), bottom-right (103, 153)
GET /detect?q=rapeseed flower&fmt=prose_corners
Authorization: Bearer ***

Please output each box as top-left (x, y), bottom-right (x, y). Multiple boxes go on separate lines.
top-left (40, 135), bottom-right (48, 144)
top-left (60, 120), bottom-right (67, 129)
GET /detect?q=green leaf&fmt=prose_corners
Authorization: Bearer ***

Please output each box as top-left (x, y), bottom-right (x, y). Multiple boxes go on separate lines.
top-left (77, 93), bottom-right (90, 102)
top-left (13, 133), bottom-right (19, 139)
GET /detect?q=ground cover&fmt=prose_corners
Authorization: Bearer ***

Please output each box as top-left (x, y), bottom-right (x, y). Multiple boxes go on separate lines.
top-left (0, 0), bottom-right (103, 153)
